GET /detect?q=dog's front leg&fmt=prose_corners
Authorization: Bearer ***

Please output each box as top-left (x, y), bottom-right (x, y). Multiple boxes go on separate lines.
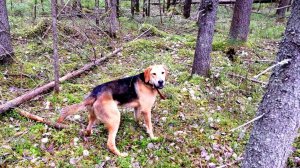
top-left (142, 110), bottom-right (156, 139)
top-left (134, 107), bottom-right (142, 122)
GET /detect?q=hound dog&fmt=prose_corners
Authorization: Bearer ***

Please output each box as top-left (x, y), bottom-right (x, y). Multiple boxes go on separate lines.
top-left (57, 65), bottom-right (167, 156)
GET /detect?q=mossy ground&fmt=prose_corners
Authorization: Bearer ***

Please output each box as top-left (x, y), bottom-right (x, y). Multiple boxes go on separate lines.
top-left (1, 1), bottom-right (298, 167)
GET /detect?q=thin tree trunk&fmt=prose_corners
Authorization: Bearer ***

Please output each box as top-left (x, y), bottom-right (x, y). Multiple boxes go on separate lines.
top-left (33, 0), bottom-right (37, 21)
top-left (95, 0), bottom-right (99, 25)
top-left (166, 0), bottom-right (171, 10)
top-left (143, 0), bottom-right (146, 17)
top-left (135, 0), bottom-right (140, 12)
top-left (51, 0), bottom-right (60, 94)
top-left (147, 0), bottom-right (150, 16)
top-left (10, 0), bottom-right (13, 11)
top-left (0, 0), bottom-right (13, 64)
top-left (242, 1), bottom-right (300, 167)
top-left (107, 0), bottom-right (119, 38)
top-left (183, 0), bottom-right (192, 18)
top-left (131, 0), bottom-right (135, 16)
top-left (163, 0), bottom-right (165, 13)
top-left (191, 0), bottom-right (218, 77)
top-left (116, 0), bottom-right (120, 17)
top-left (159, 0), bottom-right (163, 23)
top-left (229, 0), bottom-right (254, 42)
top-left (276, 0), bottom-right (290, 22)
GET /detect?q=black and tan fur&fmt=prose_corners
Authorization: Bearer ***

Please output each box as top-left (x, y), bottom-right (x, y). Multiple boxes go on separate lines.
top-left (57, 65), bottom-right (167, 156)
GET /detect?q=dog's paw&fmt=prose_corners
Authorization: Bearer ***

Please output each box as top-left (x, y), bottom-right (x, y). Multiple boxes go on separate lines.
top-left (119, 152), bottom-right (128, 157)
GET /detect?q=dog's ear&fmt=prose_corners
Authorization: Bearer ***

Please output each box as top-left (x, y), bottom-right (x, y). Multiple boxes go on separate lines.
top-left (144, 66), bottom-right (152, 83)
top-left (163, 65), bottom-right (168, 77)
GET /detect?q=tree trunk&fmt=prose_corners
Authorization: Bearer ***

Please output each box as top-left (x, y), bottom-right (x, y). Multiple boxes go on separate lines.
top-left (191, 0), bottom-right (218, 77)
top-left (95, 0), bottom-right (99, 25)
top-left (276, 0), bottom-right (290, 22)
top-left (51, 0), bottom-right (60, 94)
top-left (242, 1), bottom-right (300, 167)
top-left (229, 0), bottom-right (254, 42)
top-left (107, 0), bottom-right (119, 38)
top-left (135, 0), bottom-right (140, 12)
top-left (131, 0), bottom-right (135, 16)
top-left (33, 0), bottom-right (37, 21)
top-left (147, 0), bottom-right (150, 16)
top-left (0, 0), bottom-right (13, 64)
top-left (166, 0), bottom-right (171, 9)
top-left (183, 0), bottom-right (192, 18)
top-left (116, 0), bottom-right (120, 17)
top-left (143, 0), bottom-right (146, 17)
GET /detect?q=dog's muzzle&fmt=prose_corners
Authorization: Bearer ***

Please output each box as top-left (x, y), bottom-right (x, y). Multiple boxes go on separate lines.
top-left (156, 80), bottom-right (165, 89)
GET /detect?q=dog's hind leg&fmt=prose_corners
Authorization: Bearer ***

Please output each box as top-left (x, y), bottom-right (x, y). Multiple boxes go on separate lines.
top-left (93, 96), bottom-right (128, 157)
top-left (85, 105), bottom-right (97, 136)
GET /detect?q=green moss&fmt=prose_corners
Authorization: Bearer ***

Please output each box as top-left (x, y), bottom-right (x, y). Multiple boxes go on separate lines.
top-left (139, 24), bottom-right (168, 37)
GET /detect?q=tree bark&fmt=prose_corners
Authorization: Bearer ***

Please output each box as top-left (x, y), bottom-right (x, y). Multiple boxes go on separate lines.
top-left (135, 0), bottom-right (140, 12)
top-left (95, 0), bottom-right (99, 25)
top-left (147, 0), bottom-right (150, 16)
top-left (166, 0), bottom-right (171, 10)
top-left (34, 0), bottom-right (37, 21)
top-left (229, 0), bottom-right (254, 42)
top-left (276, 0), bottom-right (290, 22)
top-left (242, 1), bottom-right (300, 167)
top-left (131, 0), bottom-right (135, 16)
top-left (107, 0), bottom-right (119, 38)
top-left (0, 0), bottom-right (13, 64)
top-left (191, 0), bottom-right (219, 77)
top-left (51, 0), bottom-right (60, 94)
top-left (0, 48), bottom-right (122, 114)
top-left (183, 0), bottom-right (192, 18)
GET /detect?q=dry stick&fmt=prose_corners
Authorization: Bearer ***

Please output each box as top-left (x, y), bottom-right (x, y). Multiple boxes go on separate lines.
top-left (0, 48), bottom-right (122, 114)
top-left (253, 58), bottom-right (291, 79)
top-left (230, 113), bottom-right (265, 132)
top-left (228, 73), bottom-right (267, 85)
top-left (18, 109), bottom-right (68, 129)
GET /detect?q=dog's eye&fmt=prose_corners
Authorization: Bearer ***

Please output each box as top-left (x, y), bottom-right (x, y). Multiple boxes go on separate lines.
top-left (152, 73), bottom-right (156, 75)
top-left (162, 72), bottom-right (165, 74)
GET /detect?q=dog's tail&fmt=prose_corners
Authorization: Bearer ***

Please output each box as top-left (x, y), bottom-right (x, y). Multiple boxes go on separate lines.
top-left (57, 95), bottom-right (96, 123)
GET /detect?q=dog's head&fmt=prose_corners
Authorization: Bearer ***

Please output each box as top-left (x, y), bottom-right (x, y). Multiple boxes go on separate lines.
top-left (144, 65), bottom-right (168, 89)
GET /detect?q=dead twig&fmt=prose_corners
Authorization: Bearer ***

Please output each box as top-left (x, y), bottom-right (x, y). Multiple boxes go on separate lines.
top-left (252, 59), bottom-right (291, 79)
top-left (230, 113), bottom-right (265, 132)
top-left (228, 73), bottom-right (267, 85)
top-left (17, 109), bottom-right (69, 129)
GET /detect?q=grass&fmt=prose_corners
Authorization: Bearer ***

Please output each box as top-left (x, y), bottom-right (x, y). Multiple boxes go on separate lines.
top-left (1, 1), bottom-right (298, 167)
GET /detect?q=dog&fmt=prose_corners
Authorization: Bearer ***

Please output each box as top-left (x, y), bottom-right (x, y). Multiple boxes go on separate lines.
top-left (57, 65), bottom-right (167, 156)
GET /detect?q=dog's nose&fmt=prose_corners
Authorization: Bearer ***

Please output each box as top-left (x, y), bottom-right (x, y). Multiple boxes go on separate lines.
top-left (158, 80), bottom-right (164, 85)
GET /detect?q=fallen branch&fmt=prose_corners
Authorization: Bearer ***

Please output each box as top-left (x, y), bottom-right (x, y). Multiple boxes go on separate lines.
top-left (18, 109), bottom-right (68, 129)
top-left (228, 73), bottom-right (267, 85)
top-left (0, 48), bottom-right (122, 114)
top-left (230, 113), bottom-right (265, 132)
top-left (253, 58), bottom-right (291, 79)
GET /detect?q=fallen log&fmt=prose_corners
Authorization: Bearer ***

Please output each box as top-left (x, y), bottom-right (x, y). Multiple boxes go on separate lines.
top-left (0, 47), bottom-right (122, 114)
top-left (18, 109), bottom-right (69, 129)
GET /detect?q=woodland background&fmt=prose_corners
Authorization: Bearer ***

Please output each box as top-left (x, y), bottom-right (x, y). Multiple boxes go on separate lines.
top-left (0, 0), bottom-right (299, 167)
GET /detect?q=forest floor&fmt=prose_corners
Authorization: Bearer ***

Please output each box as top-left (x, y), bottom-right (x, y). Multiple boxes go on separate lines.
top-left (0, 2), bottom-right (299, 167)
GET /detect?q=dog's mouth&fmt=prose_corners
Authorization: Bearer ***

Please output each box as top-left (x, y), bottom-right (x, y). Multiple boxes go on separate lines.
top-left (155, 85), bottom-right (164, 89)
